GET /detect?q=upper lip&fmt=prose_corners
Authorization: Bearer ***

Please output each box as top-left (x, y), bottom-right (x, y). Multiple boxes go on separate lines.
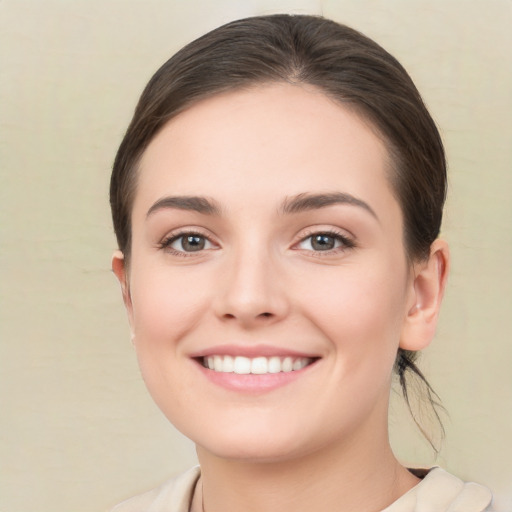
top-left (189, 344), bottom-right (320, 359)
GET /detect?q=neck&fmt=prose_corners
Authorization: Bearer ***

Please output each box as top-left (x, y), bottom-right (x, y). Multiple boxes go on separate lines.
top-left (196, 420), bottom-right (419, 512)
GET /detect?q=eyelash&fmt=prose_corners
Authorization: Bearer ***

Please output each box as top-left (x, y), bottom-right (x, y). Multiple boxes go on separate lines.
top-left (294, 229), bottom-right (356, 256)
top-left (158, 229), bottom-right (356, 257)
top-left (159, 230), bottom-right (216, 257)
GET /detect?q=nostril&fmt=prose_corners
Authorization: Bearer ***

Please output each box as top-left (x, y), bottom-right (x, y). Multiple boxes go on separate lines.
top-left (221, 311), bottom-right (274, 322)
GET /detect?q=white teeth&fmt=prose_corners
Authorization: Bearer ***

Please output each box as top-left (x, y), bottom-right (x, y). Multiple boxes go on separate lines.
top-left (282, 357), bottom-right (293, 372)
top-left (222, 355), bottom-right (234, 373)
top-left (234, 356), bottom-right (251, 374)
top-left (213, 355), bottom-right (223, 372)
top-left (293, 358), bottom-right (308, 371)
top-left (202, 355), bottom-right (313, 374)
top-left (268, 356), bottom-right (281, 374)
top-left (251, 357), bottom-right (268, 374)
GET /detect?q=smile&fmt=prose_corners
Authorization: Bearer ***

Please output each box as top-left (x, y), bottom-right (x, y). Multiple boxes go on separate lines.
top-left (202, 355), bottom-right (314, 375)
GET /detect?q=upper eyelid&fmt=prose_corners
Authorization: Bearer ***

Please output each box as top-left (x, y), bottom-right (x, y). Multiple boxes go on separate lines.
top-left (157, 225), bottom-right (355, 247)
top-left (294, 226), bottom-right (355, 242)
top-left (164, 232), bottom-right (212, 244)
top-left (158, 229), bottom-right (219, 253)
top-left (160, 227), bottom-right (215, 242)
top-left (292, 228), bottom-right (357, 252)
top-left (159, 231), bottom-right (219, 257)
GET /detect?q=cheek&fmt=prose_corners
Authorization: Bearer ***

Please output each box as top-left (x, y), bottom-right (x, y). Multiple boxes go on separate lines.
top-left (129, 263), bottom-right (213, 349)
top-left (126, 264), bottom-right (216, 422)
top-left (296, 261), bottom-right (408, 364)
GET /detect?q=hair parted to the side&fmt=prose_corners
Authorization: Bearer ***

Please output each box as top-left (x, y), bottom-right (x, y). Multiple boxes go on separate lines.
top-left (110, 14), bottom-right (447, 450)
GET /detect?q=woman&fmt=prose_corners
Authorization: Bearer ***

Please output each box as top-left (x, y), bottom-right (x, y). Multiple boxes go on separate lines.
top-left (109, 14), bottom-right (494, 512)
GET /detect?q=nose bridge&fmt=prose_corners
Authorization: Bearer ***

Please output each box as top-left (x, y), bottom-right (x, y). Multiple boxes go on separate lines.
top-left (216, 235), bottom-right (288, 325)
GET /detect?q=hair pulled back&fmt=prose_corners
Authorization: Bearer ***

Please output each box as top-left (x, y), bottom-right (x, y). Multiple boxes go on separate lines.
top-left (110, 14), bottom-right (447, 448)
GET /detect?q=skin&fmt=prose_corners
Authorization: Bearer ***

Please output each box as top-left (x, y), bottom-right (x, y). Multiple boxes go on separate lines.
top-left (113, 83), bottom-right (449, 512)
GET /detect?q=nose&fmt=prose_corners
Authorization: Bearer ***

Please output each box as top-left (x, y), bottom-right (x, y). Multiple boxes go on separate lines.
top-left (213, 246), bottom-right (290, 328)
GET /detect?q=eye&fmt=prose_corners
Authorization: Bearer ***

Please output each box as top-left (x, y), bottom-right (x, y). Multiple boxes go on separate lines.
top-left (161, 232), bottom-right (215, 254)
top-left (296, 231), bottom-right (354, 252)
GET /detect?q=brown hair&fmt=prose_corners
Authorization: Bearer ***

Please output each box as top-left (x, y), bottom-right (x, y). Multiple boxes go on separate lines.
top-left (110, 14), bottom-right (447, 449)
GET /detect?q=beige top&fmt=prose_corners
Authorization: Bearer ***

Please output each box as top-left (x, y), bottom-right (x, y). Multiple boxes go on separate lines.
top-left (110, 466), bottom-right (494, 512)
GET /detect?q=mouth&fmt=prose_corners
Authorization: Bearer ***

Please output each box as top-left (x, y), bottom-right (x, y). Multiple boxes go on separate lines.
top-left (199, 355), bottom-right (316, 375)
top-left (190, 345), bottom-right (321, 392)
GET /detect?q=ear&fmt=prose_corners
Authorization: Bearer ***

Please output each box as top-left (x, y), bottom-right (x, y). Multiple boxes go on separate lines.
top-left (111, 250), bottom-right (135, 332)
top-left (400, 239), bottom-right (450, 351)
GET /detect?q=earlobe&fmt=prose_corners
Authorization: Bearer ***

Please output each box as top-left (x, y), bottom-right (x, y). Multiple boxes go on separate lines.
top-left (400, 239), bottom-right (450, 351)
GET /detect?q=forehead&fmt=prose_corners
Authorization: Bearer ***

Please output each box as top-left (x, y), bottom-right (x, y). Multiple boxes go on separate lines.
top-left (134, 83), bottom-right (397, 219)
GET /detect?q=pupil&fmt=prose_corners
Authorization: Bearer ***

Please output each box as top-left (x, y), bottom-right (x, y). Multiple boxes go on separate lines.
top-left (183, 235), bottom-right (205, 251)
top-left (312, 234), bottom-right (334, 251)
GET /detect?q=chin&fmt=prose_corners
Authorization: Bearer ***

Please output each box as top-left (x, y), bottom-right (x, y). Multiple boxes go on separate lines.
top-left (188, 417), bottom-right (328, 465)
top-left (199, 439), bottom-right (307, 464)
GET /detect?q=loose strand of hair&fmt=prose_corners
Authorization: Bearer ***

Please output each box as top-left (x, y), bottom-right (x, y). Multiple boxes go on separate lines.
top-left (397, 350), bottom-right (447, 454)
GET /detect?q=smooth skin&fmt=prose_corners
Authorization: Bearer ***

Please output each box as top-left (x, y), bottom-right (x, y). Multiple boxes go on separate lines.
top-left (113, 83), bottom-right (449, 512)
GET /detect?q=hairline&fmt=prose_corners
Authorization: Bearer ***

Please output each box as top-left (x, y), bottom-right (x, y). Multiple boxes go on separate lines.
top-left (121, 79), bottom-right (419, 267)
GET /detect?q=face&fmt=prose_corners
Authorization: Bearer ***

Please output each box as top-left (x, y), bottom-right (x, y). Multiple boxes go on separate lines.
top-left (114, 83), bottom-right (422, 463)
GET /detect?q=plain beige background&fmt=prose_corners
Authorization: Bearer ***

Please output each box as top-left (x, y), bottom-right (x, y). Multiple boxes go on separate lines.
top-left (0, 1), bottom-right (510, 511)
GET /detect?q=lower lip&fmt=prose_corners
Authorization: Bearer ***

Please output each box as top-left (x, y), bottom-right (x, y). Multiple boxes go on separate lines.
top-left (194, 360), bottom-right (317, 394)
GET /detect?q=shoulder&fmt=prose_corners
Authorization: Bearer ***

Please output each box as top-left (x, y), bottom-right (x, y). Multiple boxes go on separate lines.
top-left (109, 466), bottom-right (200, 512)
top-left (383, 467), bottom-right (494, 512)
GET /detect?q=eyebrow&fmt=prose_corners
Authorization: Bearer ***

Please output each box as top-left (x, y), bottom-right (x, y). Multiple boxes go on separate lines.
top-left (146, 196), bottom-right (221, 218)
top-left (146, 192), bottom-right (378, 221)
top-left (281, 192), bottom-right (378, 220)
